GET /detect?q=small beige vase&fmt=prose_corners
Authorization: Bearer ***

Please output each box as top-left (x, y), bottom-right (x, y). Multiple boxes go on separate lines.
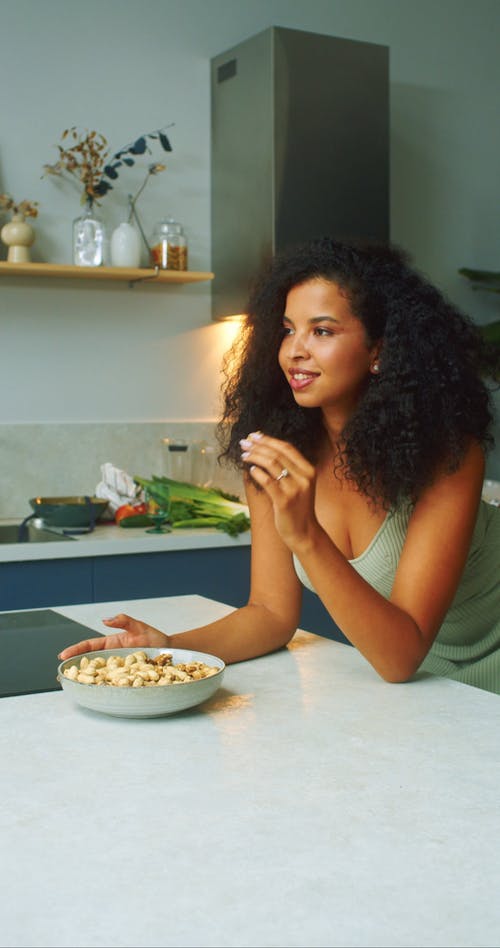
top-left (1, 213), bottom-right (35, 262)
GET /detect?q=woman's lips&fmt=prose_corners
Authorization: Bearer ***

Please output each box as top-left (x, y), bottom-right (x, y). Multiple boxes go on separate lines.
top-left (288, 370), bottom-right (319, 391)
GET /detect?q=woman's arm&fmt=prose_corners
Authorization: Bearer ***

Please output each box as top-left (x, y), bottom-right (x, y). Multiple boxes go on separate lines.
top-left (58, 476), bottom-right (303, 665)
top-left (242, 433), bottom-right (485, 682)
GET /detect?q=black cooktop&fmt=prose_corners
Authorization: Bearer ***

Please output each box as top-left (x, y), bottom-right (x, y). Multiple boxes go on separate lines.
top-left (0, 610), bottom-right (104, 698)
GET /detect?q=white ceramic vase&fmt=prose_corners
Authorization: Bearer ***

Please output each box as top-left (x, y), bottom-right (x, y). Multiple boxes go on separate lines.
top-left (110, 221), bottom-right (142, 268)
top-left (1, 213), bottom-right (35, 262)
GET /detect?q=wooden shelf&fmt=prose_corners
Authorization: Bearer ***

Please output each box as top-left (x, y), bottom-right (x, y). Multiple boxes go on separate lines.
top-left (0, 261), bottom-right (214, 286)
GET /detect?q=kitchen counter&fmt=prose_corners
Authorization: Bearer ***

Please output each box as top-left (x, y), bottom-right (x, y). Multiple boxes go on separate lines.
top-left (0, 518), bottom-right (252, 562)
top-left (1, 594), bottom-right (499, 948)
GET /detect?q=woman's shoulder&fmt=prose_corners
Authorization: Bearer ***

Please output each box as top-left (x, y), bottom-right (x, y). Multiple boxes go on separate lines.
top-left (425, 439), bottom-right (485, 501)
top-left (398, 441), bottom-right (485, 559)
top-left (458, 438), bottom-right (486, 476)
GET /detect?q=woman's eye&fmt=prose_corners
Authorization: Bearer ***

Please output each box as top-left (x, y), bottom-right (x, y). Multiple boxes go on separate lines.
top-left (281, 325), bottom-right (293, 336)
top-left (314, 326), bottom-right (334, 337)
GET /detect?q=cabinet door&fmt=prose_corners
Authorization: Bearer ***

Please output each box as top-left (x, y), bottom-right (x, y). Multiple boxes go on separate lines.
top-left (0, 558), bottom-right (93, 611)
top-left (92, 548), bottom-right (251, 608)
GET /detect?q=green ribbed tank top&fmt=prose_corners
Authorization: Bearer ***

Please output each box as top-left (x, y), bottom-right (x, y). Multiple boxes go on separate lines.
top-left (294, 499), bottom-right (500, 695)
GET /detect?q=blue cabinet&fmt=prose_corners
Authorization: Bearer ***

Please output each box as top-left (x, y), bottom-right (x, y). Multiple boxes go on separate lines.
top-left (0, 557), bottom-right (93, 610)
top-left (300, 590), bottom-right (349, 646)
top-left (92, 548), bottom-right (252, 607)
top-left (0, 546), bottom-right (347, 644)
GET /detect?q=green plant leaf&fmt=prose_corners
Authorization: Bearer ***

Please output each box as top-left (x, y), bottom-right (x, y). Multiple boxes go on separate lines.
top-left (159, 132), bottom-right (173, 152)
top-left (459, 268), bottom-right (500, 292)
top-left (129, 137), bottom-right (147, 155)
top-left (480, 320), bottom-right (500, 345)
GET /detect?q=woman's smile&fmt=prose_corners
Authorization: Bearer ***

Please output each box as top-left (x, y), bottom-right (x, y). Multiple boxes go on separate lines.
top-left (288, 368), bottom-right (320, 391)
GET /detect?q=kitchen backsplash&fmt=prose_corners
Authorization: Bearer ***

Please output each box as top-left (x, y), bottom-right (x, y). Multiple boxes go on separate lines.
top-left (2, 420), bottom-right (499, 520)
top-left (0, 421), bottom-right (245, 519)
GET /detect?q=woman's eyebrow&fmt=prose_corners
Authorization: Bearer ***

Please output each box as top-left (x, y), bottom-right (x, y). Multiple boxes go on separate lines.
top-left (309, 315), bottom-right (340, 325)
top-left (282, 314), bottom-right (340, 324)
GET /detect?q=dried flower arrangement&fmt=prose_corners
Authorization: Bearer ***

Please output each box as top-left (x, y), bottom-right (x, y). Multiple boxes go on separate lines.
top-left (42, 125), bottom-right (173, 207)
top-left (0, 193), bottom-right (39, 219)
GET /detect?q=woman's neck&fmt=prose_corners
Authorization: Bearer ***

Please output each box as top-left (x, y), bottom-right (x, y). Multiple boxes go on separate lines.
top-left (321, 412), bottom-right (347, 448)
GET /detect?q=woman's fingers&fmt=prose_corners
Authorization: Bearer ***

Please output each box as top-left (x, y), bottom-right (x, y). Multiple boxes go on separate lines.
top-left (58, 634), bottom-right (124, 660)
top-left (248, 462), bottom-right (293, 491)
top-left (102, 613), bottom-right (149, 633)
top-left (57, 614), bottom-right (169, 660)
top-left (240, 432), bottom-right (311, 482)
top-left (241, 432), bottom-right (319, 552)
top-left (103, 614), bottom-right (169, 645)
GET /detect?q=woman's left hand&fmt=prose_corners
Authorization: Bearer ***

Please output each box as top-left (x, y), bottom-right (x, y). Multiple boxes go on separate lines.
top-left (239, 431), bottom-right (323, 553)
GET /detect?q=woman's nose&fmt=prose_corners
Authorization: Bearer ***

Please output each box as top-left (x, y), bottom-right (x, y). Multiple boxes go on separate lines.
top-left (287, 331), bottom-right (309, 357)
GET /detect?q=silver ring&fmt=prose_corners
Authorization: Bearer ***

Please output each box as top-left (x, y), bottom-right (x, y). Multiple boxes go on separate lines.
top-left (276, 468), bottom-right (289, 482)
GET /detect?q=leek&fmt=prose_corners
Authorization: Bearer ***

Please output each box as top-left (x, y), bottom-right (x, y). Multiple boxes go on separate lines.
top-left (134, 475), bottom-right (250, 537)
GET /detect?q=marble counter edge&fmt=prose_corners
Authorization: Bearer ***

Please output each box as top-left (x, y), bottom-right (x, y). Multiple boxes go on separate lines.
top-left (0, 522), bottom-right (252, 562)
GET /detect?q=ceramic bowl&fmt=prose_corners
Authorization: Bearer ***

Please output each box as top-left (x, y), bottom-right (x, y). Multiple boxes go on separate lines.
top-left (57, 647), bottom-right (225, 718)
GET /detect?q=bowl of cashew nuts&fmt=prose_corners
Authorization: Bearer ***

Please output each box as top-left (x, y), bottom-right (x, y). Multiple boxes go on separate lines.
top-left (57, 647), bottom-right (225, 718)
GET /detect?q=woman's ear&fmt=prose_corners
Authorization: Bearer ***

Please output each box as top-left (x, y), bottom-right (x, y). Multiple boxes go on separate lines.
top-left (369, 341), bottom-right (383, 375)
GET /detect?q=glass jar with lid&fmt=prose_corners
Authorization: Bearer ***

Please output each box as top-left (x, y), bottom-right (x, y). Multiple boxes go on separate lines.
top-left (150, 217), bottom-right (188, 271)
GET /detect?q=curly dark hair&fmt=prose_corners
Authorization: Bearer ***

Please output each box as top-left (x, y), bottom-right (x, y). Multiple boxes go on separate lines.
top-left (217, 237), bottom-right (499, 509)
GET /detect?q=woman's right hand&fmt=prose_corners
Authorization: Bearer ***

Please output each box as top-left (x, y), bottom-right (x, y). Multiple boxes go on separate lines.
top-left (57, 613), bottom-right (169, 661)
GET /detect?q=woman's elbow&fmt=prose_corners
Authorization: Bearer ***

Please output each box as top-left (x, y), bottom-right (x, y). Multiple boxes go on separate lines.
top-left (379, 669), bottom-right (415, 685)
top-left (375, 654), bottom-right (423, 685)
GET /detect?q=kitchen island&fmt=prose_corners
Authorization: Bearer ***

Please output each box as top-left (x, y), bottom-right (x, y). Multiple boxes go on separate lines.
top-left (1, 594), bottom-right (499, 948)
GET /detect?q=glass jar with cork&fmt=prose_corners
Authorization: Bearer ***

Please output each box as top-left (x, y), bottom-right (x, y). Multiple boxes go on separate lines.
top-left (150, 218), bottom-right (188, 271)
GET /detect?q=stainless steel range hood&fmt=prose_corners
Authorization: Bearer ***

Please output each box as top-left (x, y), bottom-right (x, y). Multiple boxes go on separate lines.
top-left (210, 26), bottom-right (389, 320)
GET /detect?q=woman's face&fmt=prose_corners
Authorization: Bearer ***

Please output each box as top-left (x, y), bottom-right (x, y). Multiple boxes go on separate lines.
top-left (278, 278), bottom-right (379, 424)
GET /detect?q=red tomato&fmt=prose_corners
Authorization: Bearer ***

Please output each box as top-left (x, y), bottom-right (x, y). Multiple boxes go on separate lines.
top-left (115, 502), bottom-right (147, 523)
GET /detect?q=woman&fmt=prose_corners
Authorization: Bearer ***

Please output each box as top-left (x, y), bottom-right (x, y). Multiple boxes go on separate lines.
top-left (59, 238), bottom-right (500, 694)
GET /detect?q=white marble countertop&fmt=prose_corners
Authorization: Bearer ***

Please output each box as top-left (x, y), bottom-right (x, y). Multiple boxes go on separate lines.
top-left (0, 519), bottom-right (251, 563)
top-left (1, 594), bottom-right (499, 948)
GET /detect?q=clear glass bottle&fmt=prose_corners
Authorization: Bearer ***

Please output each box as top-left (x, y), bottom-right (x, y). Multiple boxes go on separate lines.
top-left (73, 200), bottom-right (106, 267)
top-left (150, 218), bottom-right (188, 271)
top-left (191, 442), bottom-right (217, 488)
top-left (161, 438), bottom-right (191, 481)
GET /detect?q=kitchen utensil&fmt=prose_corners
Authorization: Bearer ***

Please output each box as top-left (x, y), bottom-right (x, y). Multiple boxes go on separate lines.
top-left (28, 495), bottom-right (109, 529)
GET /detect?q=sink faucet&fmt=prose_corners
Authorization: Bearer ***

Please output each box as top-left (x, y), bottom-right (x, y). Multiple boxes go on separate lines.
top-left (17, 512), bottom-right (36, 542)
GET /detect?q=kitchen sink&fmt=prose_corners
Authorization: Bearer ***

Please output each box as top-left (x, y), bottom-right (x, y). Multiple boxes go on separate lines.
top-left (0, 524), bottom-right (75, 544)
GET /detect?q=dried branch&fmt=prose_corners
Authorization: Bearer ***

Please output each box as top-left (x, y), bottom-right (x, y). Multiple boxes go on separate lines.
top-left (0, 193), bottom-right (39, 218)
top-left (42, 125), bottom-right (173, 206)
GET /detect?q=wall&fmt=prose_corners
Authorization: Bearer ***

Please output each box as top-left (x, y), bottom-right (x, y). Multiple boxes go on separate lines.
top-left (1, 0), bottom-right (499, 513)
